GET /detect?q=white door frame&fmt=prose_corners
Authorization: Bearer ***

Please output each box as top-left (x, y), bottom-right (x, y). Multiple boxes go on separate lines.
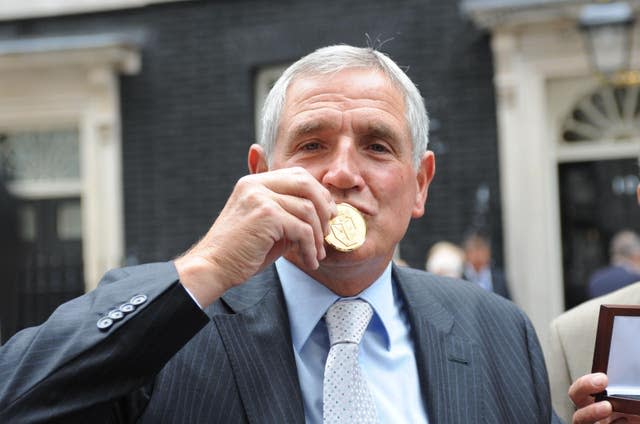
top-left (0, 35), bottom-right (140, 291)
top-left (490, 17), bottom-right (640, 351)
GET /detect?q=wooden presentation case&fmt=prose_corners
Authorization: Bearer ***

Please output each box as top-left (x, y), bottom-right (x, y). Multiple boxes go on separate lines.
top-left (592, 305), bottom-right (640, 415)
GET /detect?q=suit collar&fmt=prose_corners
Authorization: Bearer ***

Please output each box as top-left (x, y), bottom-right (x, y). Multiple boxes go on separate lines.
top-left (393, 265), bottom-right (482, 423)
top-left (393, 265), bottom-right (454, 333)
top-left (211, 266), bottom-right (305, 423)
top-left (211, 266), bottom-right (279, 314)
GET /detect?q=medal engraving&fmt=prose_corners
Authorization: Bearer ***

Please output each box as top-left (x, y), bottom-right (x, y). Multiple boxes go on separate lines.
top-left (325, 203), bottom-right (366, 252)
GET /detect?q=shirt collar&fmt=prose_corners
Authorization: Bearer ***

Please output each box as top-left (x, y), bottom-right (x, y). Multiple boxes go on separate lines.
top-left (276, 257), bottom-right (394, 352)
top-left (465, 264), bottom-right (491, 278)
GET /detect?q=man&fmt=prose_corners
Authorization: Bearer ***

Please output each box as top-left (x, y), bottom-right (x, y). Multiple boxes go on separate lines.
top-left (548, 281), bottom-right (640, 422)
top-left (567, 300), bottom-right (640, 424)
top-left (0, 45), bottom-right (554, 423)
top-left (462, 230), bottom-right (511, 299)
top-left (587, 230), bottom-right (640, 298)
top-left (563, 184), bottom-right (640, 424)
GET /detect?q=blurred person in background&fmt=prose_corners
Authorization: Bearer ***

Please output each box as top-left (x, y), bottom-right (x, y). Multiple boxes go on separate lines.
top-left (587, 229), bottom-right (640, 298)
top-left (462, 230), bottom-right (511, 299)
top-left (548, 280), bottom-right (640, 423)
top-left (425, 241), bottom-right (464, 278)
top-left (555, 186), bottom-right (640, 423)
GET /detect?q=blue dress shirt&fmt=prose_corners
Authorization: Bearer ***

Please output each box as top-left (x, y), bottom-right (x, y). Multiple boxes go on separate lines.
top-left (276, 258), bottom-right (428, 424)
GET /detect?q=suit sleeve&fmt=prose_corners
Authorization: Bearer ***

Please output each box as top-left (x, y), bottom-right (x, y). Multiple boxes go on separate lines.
top-left (0, 262), bottom-right (210, 423)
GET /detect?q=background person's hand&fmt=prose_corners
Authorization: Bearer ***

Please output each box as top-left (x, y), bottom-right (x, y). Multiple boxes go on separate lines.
top-left (570, 373), bottom-right (640, 423)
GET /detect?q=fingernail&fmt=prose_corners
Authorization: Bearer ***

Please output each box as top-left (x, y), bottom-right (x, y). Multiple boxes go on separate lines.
top-left (592, 373), bottom-right (607, 387)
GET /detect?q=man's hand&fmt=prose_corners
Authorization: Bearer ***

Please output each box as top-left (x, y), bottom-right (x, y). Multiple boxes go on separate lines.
top-left (175, 167), bottom-right (337, 307)
top-left (570, 373), bottom-right (640, 423)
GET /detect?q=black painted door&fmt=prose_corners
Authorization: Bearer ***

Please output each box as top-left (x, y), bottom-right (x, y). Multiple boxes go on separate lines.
top-left (559, 158), bottom-right (640, 309)
top-left (3, 197), bottom-right (84, 341)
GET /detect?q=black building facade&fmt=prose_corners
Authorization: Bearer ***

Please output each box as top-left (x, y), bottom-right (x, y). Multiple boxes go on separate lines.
top-left (0, 0), bottom-right (502, 339)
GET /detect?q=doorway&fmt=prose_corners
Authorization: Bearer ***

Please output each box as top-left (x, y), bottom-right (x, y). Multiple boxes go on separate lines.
top-left (15, 198), bottom-right (84, 330)
top-left (0, 127), bottom-right (84, 342)
top-left (559, 158), bottom-right (640, 309)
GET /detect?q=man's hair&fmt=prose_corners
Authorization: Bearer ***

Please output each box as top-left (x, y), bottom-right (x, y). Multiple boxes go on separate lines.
top-left (425, 241), bottom-right (464, 278)
top-left (258, 44), bottom-right (429, 169)
top-left (610, 230), bottom-right (640, 265)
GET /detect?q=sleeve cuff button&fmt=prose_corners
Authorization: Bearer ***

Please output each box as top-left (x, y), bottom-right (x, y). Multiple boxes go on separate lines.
top-left (130, 294), bottom-right (148, 306)
top-left (119, 303), bottom-right (135, 313)
top-left (97, 317), bottom-right (114, 330)
top-left (108, 309), bottom-right (124, 320)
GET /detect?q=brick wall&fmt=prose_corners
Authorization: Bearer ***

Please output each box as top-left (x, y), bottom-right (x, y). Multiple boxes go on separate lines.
top-left (0, 0), bottom-right (503, 270)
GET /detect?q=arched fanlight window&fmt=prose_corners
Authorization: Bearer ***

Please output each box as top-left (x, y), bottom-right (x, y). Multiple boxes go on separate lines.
top-left (562, 84), bottom-right (640, 142)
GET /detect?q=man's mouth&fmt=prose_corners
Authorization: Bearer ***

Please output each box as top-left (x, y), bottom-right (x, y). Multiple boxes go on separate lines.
top-left (325, 203), bottom-right (367, 252)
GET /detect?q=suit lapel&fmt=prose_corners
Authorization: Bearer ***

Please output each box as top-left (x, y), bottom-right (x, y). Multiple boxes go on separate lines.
top-left (211, 266), bottom-right (305, 423)
top-left (394, 266), bottom-right (482, 423)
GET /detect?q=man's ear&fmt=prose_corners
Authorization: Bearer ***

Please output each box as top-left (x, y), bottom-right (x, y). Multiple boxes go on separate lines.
top-left (412, 151), bottom-right (436, 218)
top-left (248, 144), bottom-right (269, 174)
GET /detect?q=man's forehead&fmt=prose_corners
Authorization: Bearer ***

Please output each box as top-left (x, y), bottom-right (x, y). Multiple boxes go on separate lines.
top-left (275, 68), bottom-right (411, 143)
top-left (286, 112), bottom-right (403, 137)
top-left (281, 70), bottom-right (406, 118)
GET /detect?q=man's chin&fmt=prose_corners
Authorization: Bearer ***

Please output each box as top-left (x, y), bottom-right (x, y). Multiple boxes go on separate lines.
top-left (321, 245), bottom-right (367, 264)
top-left (282, 241), bottom-right (387, 273)
top-left (320, 245), bottom-right (395, 275)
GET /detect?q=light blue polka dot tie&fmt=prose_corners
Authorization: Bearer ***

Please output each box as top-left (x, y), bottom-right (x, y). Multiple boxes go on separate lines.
top-left (323, 299), bottom-right (377, 424)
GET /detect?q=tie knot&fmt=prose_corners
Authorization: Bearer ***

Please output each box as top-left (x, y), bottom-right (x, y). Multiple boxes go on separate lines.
top-left (325, 299), bottom-right (373, 346)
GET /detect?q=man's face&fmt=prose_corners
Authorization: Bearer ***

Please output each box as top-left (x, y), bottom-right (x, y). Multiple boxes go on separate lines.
top-left (465, 242), bottom-right (491, 271)
top-left (267, 68), bottom-right (434, 274)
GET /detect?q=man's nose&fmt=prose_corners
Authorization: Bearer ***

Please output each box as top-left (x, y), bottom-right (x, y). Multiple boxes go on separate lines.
top-left (320, 139), bottom-right (365, 191)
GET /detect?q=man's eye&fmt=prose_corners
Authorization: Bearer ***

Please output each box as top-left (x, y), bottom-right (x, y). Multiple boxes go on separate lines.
top-left (368, 143), bottom-right (389, 153)
top-left (301, 142), bottom-right (321, 151)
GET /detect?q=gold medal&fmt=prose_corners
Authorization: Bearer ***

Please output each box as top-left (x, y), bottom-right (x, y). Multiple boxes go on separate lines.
top-left (325, 203), bottom-right (367, 252)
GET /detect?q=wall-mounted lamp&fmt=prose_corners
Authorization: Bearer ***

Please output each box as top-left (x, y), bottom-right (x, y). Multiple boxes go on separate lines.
top-left (580, 2), bottom-right (638, 85)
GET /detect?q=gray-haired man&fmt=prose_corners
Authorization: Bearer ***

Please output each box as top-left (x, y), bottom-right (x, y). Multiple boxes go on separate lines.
top-left (0, 45), bottom-right (555, 423)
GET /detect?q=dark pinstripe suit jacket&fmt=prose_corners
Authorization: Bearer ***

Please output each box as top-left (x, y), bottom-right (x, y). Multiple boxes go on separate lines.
top-left (463, 267), bottom-right (511, 300)
top-left (0, 262), bottom-right (554, 423)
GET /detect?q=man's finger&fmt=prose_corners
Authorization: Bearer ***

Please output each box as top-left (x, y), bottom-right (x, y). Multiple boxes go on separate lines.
top-left (569, 373), bottom-right (608, 408)
top-left (572, 400), bottom-right (612, 423)
top-left (251, 167), bottom-right (337, 230)
top-left (274, 194), bottom-right (327, 260)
